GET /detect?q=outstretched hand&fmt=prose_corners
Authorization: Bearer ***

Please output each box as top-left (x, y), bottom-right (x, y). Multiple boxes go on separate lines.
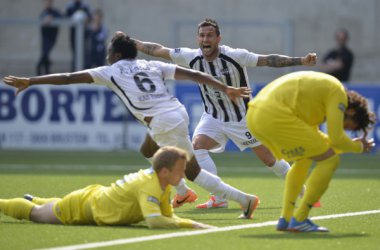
top-left (301, 53), bottom-right (317, 66)
top-left (358, 138), bottom-right (375, 153)
top-left (3, 75), bottom-right (30, 96)
top-left (353, 132), bottom-right (376, 153)
top-left (193, 221), bottom-right (217, 229)
top-left (225, 87), bottom-right (252, 104)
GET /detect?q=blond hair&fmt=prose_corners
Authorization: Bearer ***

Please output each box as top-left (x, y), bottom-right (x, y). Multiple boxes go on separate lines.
top-left (152, 146), bottom-right (188, 172)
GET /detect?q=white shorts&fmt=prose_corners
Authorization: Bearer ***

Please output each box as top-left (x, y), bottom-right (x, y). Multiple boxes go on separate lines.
top-left (148, 106), bottom-right (194, 156)
top-left (193, 112), bottom-right (262, 153)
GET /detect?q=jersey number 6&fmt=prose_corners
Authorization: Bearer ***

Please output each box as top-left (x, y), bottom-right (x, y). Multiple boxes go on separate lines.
top-left (133, 72), bottom-right (156, 93)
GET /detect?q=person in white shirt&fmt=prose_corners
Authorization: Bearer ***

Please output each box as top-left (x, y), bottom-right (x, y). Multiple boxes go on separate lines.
top-left (131, 18), bottom-right (318, 209)
top-left (3, 31), bottom-right (259, 219)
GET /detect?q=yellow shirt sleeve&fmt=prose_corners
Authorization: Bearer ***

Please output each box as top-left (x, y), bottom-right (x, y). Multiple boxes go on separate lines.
top-left (160, 185), bottom-right (174, 217)
top-left (145, 215), bottom-right (195, 229)
top-left (141, 185), bottom-right (195, 229)
top-left (325, 89), bottom-right (363, 154)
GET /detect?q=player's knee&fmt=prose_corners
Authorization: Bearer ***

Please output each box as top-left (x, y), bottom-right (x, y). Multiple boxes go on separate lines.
top-left (262, 157), bottom-right (276, 167)
top-left (140, 144), bottom-right (153, 158)
top-left (140, 140), bottom-right (158, 159)
top-left (192, 141), bottom-right (204, 150)
top-left (192, 135), bottom-right (215, 150)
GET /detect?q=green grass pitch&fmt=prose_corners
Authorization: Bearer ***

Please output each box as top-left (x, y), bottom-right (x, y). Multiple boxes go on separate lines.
top-left (0, 150), bottom-right (379, 250)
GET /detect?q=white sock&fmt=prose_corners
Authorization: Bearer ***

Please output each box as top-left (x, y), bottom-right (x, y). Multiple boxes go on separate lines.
top-left (267, 159), bottom-right (290, 179)
top-left (193, 169), bottom-right (248, 206)
top-left (174, 178), bottom-right (190, 196)
top-left (194, 149), bottom-right (226, 201)
top-left (194, 149), bottom-right (218, 175)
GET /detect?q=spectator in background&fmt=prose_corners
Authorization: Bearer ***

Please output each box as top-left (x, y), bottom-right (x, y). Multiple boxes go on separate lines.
top-left (36, 0), bottom-right (62, 75)
top-left (85, 9), bottom-right (108, 68)
top-left (65, 0), bottom-right (92, 71)
top-left (320, 28), bottom-right (354, 82)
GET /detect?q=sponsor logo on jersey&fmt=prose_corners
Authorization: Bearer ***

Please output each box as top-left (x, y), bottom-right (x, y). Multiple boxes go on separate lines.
top-left (281, 146), bottom-right (305, 159)
top-left (174, 48), bottom-right (181, 53)
top-left (220, 68), bottom-right (229, 75)
top-left (241, 138), bottom-right (259, 146)
top-left (338, 102), bottom-right (346, 112)
top-left (147, 196), bottom-right (160, 205)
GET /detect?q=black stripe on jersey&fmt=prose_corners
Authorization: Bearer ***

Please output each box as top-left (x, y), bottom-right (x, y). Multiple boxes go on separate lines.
top-left (189, 56), bottom-right (202, 69)
top-left (220, 58), bottom-right (242, 121)
top-left (208, 61), bottom-right (230, 122)
top-left (190, 56), bottom-right (218, 118)
top-left (110, 76), bottom-right (152, 111)
top-left (189, 56), bottom-right (208, 113)
top-left (219, 54), bottom-right (247, 87)
top-left (219, 53), bottom-right (250, 113)
top-left (108, 77), bottom-right (139, 122)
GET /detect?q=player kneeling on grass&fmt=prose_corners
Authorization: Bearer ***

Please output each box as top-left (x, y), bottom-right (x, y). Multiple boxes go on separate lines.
top-left (0, 146), bottom-right (215, 229)
top-left (247, 71), bottom-right (376, 232)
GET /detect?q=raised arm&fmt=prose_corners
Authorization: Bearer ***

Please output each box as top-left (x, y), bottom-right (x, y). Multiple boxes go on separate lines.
top-left (132, 38), bottom-right (172, 61)
top-left (3, 71), bottom-right (93, 95)
top-left (174, 66), bottom-right (251, 103)
top-left (257, 52), bottom-right (317, 67)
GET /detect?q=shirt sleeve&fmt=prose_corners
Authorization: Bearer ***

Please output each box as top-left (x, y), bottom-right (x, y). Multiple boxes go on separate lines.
top-left (233, 48), bottom-right (259, 67)
top-left (145, 215), bottom-right (195, 229)
top-left (159, 186), bottom-right (174, 217)
top-left (138, 190), bottom-right (163, 219)
top-left (325, 88), bottom-right (363, 153)
top-left (151, 61), bottom-right (176, 81)
top-left (85, 66), bottom-right (113, 87)
top-left (169, 48), bottom-right (195, 67)
top-left (140, 186), bottom-right (195, 229)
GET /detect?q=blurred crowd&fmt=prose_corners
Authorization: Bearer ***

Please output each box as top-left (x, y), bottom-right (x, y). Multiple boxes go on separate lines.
top-left (36, 0), bottom-right (108, 75)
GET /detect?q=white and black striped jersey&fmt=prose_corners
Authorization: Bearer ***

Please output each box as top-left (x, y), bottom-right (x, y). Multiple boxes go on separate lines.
top-left (86, 59), bottom-right (183, 123)
top-left (170, 45), bottom-right (258, 122)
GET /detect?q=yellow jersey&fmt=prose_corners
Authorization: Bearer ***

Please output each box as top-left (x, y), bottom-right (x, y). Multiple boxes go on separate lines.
top-left (89, 168), bottom-right (193, 228)
top-left (250, 71), bottom-right (362, 154)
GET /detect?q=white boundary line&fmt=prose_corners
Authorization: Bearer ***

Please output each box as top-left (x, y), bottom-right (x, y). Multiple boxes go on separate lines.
top-left (37, 209), bottom-right (380, 250)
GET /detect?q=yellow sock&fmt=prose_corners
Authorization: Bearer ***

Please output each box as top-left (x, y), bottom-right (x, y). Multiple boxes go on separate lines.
top-left (32, 197), bottom-right (61, 205)
top-left (281, 158), bottom-right (312, 221)
top-left (0, 198), bottom-right (34, 220)
top-left (295, 154), bottom-right (340, 222)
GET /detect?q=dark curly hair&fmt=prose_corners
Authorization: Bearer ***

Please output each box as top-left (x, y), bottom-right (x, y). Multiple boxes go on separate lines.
top-left (346, 90), bottom-right (377, 133)
top-left (110, 32), bottom-right (137, 59)
top-left (198, 18), bottom-right (220, 36)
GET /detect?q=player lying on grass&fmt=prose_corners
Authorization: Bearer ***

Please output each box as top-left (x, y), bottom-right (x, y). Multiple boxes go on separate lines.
top-left (247, 71), bottom-right (376, 232)
top-left (0, 146), bottom-right (215, 229)
top-left (3, 31), bottom-right (259, 219)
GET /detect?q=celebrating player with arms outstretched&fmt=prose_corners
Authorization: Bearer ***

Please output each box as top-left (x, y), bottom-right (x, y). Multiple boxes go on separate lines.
top-left (132, 18), bottom-right (317, 209)
top-left (3, 31), bottom-right (259, 219)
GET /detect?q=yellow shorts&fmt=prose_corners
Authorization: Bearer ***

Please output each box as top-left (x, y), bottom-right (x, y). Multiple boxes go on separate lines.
top-left (247, 105), bottom-right (330, 162)
top-left (53, 184), bottom-right (103, 225)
